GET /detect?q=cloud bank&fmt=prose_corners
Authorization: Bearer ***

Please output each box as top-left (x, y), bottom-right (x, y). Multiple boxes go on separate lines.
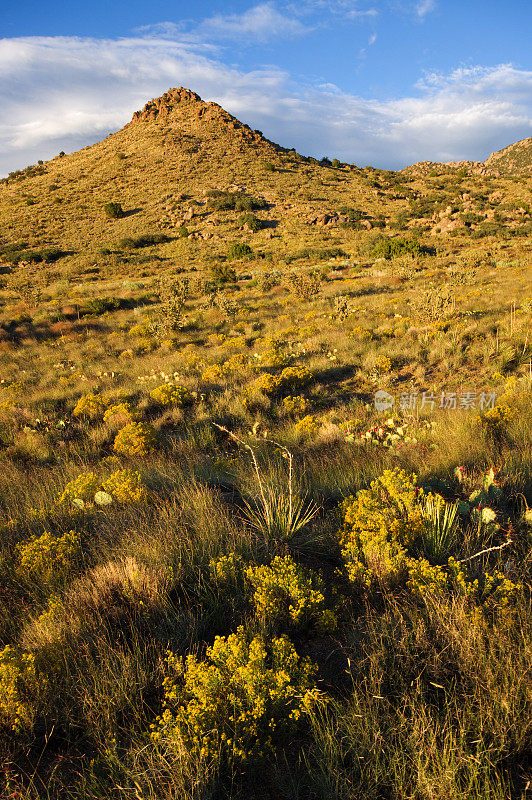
top-left (0, 33), bottom-right (531, 175)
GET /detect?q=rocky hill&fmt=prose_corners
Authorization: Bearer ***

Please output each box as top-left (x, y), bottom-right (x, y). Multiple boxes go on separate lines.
top-left (483, 136), bottom-right (532, 174)
top-left (403, 135), bottom-right (532, 177)
top-left (0, 87), bottom-right (531, 800)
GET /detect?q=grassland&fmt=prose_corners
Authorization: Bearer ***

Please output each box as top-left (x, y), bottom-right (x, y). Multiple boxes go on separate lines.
top-left (0, 89), bottom-right (531, 799)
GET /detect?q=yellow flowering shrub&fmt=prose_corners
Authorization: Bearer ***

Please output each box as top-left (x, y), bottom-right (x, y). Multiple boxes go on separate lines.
top-left (209, 552), bottom-right (244, 587)
top-left (103, 402), bottom-right (136, 426)
top-left (224, 353), bottom-right (248, 374)
top-left (113, 422), bottom-right (156, 456)
top-left (102, 468), bottom-right (150, 503)
top-left (129, 322), bottom-right (150, 337)
top-left (254, 347), bottom-right (289, 369)
top-left (373, 355), bottom-right (392, 374)
top-left (150, 626), bottom-right (317, 763)
top-left (282, 395), bottom-right (308, 415)
top-left (18, 530), bottom-right (81, 583)
top-left (293, 415), bottom-right (320, 438)
top-left (279, 365), bottom-right (312, 392)
top-left (201, 363), bottom-right (226, 383)
top-left (58, 468), bottom-right (149, 506)
top-left (248, 372), bottom-right (282, 397)
top-left (246, 556), bottom-right (336, 633)
top-left (406, 557), bottom-right (447, 597)
top-left (73, 392), bottom-right (107, 420)
top-left (339, 469), bottom-right (426, 588)
top-left (342, 471), bottom-right (522, 615)
top-left (149, 383), bottom-right (193, 407)
top-left (481, 404), bottom-right (516, 430)
top-left (0, 646), bottom-right (41, 733)
top-left (58, 471), bottom-right (101, 504)
top-left (408, 555), bottom-right (522, 616)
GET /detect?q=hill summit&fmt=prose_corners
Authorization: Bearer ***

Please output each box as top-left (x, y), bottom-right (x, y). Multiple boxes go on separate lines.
top-left (126, 86), bottom-right (277, 154)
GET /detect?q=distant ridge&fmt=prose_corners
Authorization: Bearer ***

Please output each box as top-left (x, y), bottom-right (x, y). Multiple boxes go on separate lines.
top-left (403, 135), bottom-right (532, 177)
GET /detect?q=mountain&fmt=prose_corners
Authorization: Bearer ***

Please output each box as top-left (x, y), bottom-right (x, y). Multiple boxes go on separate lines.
top-left (403, 136), bottom-right (532, 177)
top-left (0, 87), bottom-right (531, 800)
top-left (0, 87), bottom-right (530, 266)
top-left (483, 136), bottom-right (532, 174)
top-left (0, 87), bottom-right (393, 260)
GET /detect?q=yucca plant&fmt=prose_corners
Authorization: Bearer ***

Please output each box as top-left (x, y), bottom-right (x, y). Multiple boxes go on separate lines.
top-left (421, 494), bottom-right (459, 562)
top-left (213, 424), bottom-right (319, 544)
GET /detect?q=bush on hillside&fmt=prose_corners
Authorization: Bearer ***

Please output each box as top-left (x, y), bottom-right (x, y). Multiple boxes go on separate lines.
top-left (228, 242), bottom-right (253, 259)
top-left (103, 202), bottom-right (125, 219)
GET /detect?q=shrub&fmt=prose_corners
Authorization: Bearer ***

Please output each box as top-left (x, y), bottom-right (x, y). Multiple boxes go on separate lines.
top-left (149, 383), bottom-right (193, 407)
top-left (370, 236), bottom-right (427, 260)
top-left (279, 365), bottom-right (312, 392)
top-left (282, 395), bottom-right (308, 416)
top-left (263, 161), bottom-right (275, 172)
top-left (209, 552), bottom-right (245, 589)
top-left (18, 530), bottom-right (81, 584)
top-left (59, 471), bottom-right (101, 505)
top-left (239, 213), bottom-right (263, 232)
top-left (103, 202), bottom-right (125, 219)
top-left (118, 233), bottom-right (170, 249)
top-left (339, 469), bottom-right (425, 589)
top-left (0, 646), bottom-right (41, 733)
top-left (150, 626), bottom-right (317, 763)
top-left (102, 468), bottom-right (150, 503)
top-left (246, 555), bottom-right (336, 632)
top-left (293, 415), bottom-right (320, 438)
top-left (113, 422), bottom-right (156, 456)
top-left (206, 190), bottom-right (266, 212)
top-left (340, 469), bottom-right (523, 615)
top-left (284, 269), bottom-right (324, 301)
top-left (147, 277), bottom-right (189, 340)
top-left (73, 392), bottom-right (107, 420)
top-left (228, 242), bottom-right (253, 259)
top-left (103, 402), bottom-right (136, 427)
top-left (82, 297), bottom-right (121, 315)
top-left (209, 262), bottom-right (237, 284)
top-left (58, 468), bottom-right (149, 505)
top-left (0, 243), bottom-right (66, 265)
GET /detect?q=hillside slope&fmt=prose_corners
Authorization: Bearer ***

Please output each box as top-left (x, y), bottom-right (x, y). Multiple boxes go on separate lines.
top-left (0, 87), bottom-right (531, 800)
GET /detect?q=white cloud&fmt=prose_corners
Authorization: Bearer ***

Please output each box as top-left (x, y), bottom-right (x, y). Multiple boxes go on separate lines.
top-left (199, 3), bottom-right (310, 41)
top-left (0, 36), bottom-right (531, 176)
top-left (415, 0), bottom-right (436, 19)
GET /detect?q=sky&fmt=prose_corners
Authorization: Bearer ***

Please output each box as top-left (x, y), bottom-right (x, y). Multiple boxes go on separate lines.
top-left (1, 0), bottom-right (531, 176)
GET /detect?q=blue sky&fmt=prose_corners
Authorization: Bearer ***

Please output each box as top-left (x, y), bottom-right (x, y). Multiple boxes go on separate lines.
top-left (1, 0), bottom-right (531, 175)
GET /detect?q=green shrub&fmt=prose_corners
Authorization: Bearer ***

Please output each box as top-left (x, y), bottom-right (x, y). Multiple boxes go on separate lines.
top-left (118, 233), bottom-right (170, 249)
top-left (228, 242), bottom-right (253, 259)
top-left (0, 244), bottom-right (66, 265)
top-left (239, 213), bottom-right (263, 232)
top-left (206, 190), bottom-right (266, 212)
top-left (82, 297), bottom-right (121, 315)
top-left (369, 235), bottom-right (428, 260)
top-left (209, 262), bottom-right (237, 284)
top-left (103, 202), bottom-right (125, 219)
